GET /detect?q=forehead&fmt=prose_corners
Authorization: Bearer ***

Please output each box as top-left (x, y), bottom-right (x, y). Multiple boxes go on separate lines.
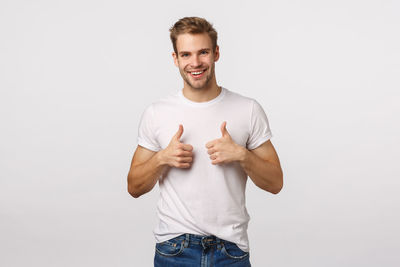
top-left (175, 33), bottom-right (213, 53)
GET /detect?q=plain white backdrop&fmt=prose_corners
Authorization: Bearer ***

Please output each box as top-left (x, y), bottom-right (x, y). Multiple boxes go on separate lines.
top-left (1, 0), bottom-right (399, 266)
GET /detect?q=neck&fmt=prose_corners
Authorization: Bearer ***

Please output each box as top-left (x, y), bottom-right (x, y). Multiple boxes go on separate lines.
top-left (182, 77), bottom-right (221, 103)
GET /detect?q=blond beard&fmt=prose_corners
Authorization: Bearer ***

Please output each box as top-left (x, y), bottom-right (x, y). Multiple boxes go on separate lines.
top-left (180, 64), bottom-right (215, 90)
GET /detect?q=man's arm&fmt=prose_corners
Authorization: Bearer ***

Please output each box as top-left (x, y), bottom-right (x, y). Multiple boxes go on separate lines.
top-left (237, 140), bottom-right (283, 194)
top-left (127, 124), bottom-right (194, 198)
top-left (127, 145), bottom-right (167, 198)
top-left (205, 122), bottom-right (283, 194)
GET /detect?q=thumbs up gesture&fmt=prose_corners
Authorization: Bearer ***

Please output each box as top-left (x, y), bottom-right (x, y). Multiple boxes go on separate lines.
top-left (205, 121), bottom-right (245, 165)
top-left (159, 124), bottom-right (194, 168)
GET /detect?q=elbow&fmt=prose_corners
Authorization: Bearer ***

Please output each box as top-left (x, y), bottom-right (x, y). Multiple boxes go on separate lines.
top-left (271, 185), bottom-right (283, 194)
top-left (272, 172), bottom-right (284, 195)
top-left (127, 185), bottom-right (142, 198)
top-left (127, 174), bottom-right (142, 198)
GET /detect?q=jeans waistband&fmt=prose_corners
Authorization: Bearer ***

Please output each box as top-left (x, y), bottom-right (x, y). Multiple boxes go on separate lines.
top-left (170, 233), bottom-right (226, 249)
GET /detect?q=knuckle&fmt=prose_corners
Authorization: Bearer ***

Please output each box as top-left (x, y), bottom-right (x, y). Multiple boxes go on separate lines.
top-left (180, 163), bottom-right (188, 168)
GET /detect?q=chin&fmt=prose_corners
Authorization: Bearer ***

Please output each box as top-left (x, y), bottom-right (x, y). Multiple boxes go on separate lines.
top-left (187, 77), bottom-right (212, 91)
top-left (189, 80), bottom-right (210, 90)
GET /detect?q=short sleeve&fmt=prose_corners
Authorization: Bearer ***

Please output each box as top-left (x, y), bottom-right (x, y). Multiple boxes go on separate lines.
top-left (246, 100), bottom-right (273, 150)
top-left (137, 104), bottom-right (161, 152)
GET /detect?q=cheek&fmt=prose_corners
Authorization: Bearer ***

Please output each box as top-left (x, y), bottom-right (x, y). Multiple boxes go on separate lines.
top-left (180, 63), bottom-right (189, 72)
top-left (178, 66), bottom-right (186, 74)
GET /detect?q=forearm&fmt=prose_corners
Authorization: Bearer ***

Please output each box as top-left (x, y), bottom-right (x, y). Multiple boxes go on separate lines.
top-left (127, 152), bottom-right (168, 198)
top-left (237, 147), bottom-right (283, 194)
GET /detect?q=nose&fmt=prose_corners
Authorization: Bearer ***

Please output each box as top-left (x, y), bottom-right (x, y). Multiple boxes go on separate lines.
top-left (190, 55), bottom-right (201, 68)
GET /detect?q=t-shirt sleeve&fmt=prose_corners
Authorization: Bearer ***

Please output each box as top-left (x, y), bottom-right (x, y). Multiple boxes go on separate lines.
top-left (246, 100), bottom-right (273, 150)
top-left (137, 104), bottom-right (162, 152)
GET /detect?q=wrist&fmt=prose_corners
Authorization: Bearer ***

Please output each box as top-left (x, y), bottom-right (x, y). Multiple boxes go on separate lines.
top-left (236, 145), bottom-right (248, 163)
top-left (156, 150), bottom-right (167, 167)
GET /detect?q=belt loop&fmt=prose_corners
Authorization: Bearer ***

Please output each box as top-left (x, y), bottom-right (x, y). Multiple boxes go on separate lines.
top-left (216, 236), bottom-right (222, 250)
top-left (201, 236), bottom-right (206, 249)
top-left (184, 233), bottom-right (190, 248)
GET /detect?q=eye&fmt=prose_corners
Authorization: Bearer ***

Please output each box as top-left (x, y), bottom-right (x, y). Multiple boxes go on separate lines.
top-left (200, 50), bottom-right (208, 55)
top-left (181, 53), bottom-right (189, 57)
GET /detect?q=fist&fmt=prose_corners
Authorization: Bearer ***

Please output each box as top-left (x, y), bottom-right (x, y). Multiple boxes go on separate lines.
top-left (205, 121), bottom-right (244, 165)
top-left (160, 124), bottom-right (193, 168)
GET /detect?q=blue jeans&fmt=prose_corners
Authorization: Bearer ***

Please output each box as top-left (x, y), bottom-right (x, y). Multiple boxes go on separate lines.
top-left (154, 233), bottom-right (251, 267)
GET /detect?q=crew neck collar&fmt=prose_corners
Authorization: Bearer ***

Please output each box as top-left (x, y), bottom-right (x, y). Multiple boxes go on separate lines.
top-left (178, 87), bottom-right (226, 107)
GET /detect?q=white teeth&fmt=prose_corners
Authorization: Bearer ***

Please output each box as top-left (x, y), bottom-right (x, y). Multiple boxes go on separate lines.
top-left (191, 71), bottom-right (203, 75)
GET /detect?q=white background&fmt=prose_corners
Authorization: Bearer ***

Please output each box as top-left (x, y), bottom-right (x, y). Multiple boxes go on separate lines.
top-left (1, 0), bottom-right (399, 266)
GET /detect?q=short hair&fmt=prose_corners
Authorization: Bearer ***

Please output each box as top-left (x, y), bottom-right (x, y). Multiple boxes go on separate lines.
top-left (169, 17), bottom-right (218, 54)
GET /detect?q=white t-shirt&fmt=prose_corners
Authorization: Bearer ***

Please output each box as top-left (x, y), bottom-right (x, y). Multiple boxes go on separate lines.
top-left (137, 87), bottom-right (272, 252)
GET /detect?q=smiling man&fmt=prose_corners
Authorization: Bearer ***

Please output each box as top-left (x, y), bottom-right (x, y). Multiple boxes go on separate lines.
top-left (127, 17), bottom-right (283, 267)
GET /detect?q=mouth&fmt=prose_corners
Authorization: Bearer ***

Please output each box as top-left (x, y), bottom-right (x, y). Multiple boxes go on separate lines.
top-left (187, 68), bottom-right (207, 79)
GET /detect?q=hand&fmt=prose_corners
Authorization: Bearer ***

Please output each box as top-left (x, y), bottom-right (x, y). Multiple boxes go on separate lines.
top-left (160, 124), bottom-right (193, 168)
top-left (205, 121), bottom-right (245, 165)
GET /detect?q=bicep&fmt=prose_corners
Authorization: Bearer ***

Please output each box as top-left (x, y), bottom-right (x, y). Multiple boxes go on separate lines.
top-left (249, 140), bottom-right (281, 168)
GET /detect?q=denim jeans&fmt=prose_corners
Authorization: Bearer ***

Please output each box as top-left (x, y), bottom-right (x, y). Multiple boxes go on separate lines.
top-left (154, 233), bottom-right (251, 267)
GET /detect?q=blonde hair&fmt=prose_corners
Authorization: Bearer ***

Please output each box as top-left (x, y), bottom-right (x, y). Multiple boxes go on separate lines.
top-left (169, 17), bottom-right (218, 54)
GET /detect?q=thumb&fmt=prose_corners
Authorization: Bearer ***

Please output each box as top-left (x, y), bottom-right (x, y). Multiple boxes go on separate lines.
top-left (174, 124), bottom-right (184, 141)
top-left (220, 121), bottom-right (229, 137)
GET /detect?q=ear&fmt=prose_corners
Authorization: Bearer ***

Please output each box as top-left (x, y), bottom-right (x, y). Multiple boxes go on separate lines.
top-left (213, 45), bottom-right (220, 62)
top-left (172, 52), bottom-right (179, 67)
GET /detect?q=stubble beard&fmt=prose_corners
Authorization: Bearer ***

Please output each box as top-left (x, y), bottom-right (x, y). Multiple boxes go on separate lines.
top-left (180, 63), bottom-right (215, 91)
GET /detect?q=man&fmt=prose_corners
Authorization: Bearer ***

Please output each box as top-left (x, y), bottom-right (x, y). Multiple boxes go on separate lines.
top-left (127, 17), bottom-right (283, 267)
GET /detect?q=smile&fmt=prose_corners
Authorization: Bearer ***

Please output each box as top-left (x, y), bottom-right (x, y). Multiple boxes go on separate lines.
top-left (188, 68), bottom-right (207, 78)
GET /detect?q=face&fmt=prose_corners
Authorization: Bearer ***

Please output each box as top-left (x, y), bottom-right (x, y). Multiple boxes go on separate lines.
top-left (172, 33), bottom-right (219, 90)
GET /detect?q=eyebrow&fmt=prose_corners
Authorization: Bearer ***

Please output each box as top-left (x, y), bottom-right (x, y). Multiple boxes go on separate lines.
top-left (179, 48), bottom-right (211, 55)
